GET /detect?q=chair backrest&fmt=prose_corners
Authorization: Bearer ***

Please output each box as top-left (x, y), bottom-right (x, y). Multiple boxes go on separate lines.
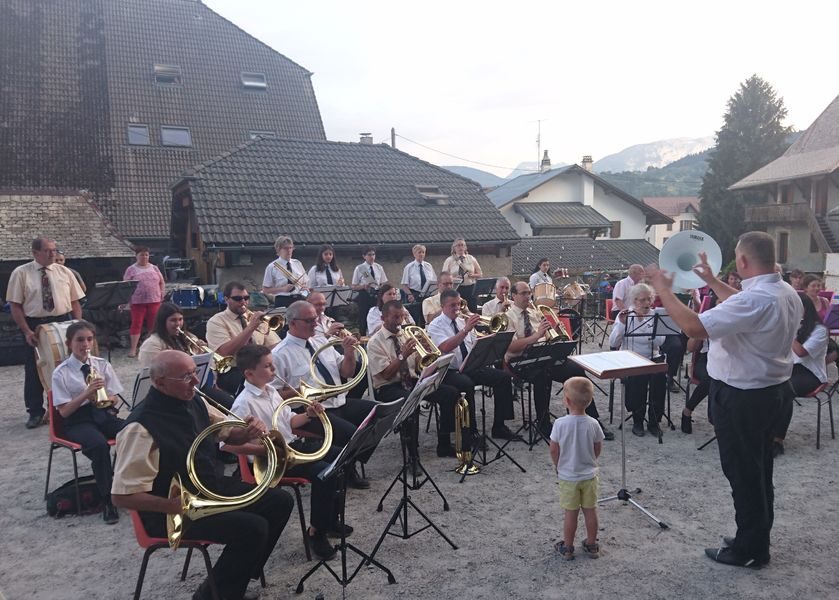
top-left (605, 299), bottom-right (615, 323)
top-left (803, 381), bottom-right (829, 398)
top-left (47, 392), bottom-right (68, 443)
top-left (132, 368), bottom-right (152, 409)
top-left (237, 454), bottom-right (256, 484)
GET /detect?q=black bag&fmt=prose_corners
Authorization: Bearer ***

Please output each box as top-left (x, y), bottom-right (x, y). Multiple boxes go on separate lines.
top-left (46, 475), bottom-right (104, 517)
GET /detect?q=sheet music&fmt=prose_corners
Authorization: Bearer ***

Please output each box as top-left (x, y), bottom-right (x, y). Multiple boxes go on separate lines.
top-left (570, 350), bottom-right (657, 378)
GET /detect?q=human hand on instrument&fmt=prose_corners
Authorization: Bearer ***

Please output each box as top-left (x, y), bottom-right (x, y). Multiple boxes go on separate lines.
top-left (464, 313), bottom-right (481, 332)
top-left (536, 320), bottom-right (551, 338)
top-left (305, 402), bottom-right (325, 418)
top-left (403, 337), bottom-right (418, 357)
top-left (242, 415), bottom-right (268, 441)
top-left (25, 330), bottom-right (38, 346)
top-left (618, 309), bottom-right (632, 325)
top-left (327, 322), bottom-right (345, 337)
top-left (692, 252), bottom-right (718, 285)
top-left (644, 263), bottom-right (674, 294)
top-left (85, 376), bottom-right (106, 398)
top-left (340, 334), bottom-right (358, 352)
top-left (247, 311), bottom-right (266, 329)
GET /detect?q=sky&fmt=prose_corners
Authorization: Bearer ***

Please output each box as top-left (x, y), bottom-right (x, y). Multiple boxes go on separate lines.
top-left (206, 0), bottom-right (838, 177)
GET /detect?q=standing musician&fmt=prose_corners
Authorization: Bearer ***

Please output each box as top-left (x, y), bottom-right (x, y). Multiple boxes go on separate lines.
top-left (8, 237), bottom-right (85, 429)
top-left (262, 235), bottom-right (309, 308)
top-left (481, 277), bottom-right (512, 316)
top-left (351, 246), bottom-right (388, 336)
top-left (611, 264), bottom-right (644, 318)
top-left (529, 258), bottom-right (553, 288)
top-left (647, 231), bottom-right (802, 568)
top-left (422, 272), bottom-right (455, 325)
top-left (271, 301), bottom-right (376, 489)
top-left (367, 284), bottom-right (414, 336)
top-left (52, 320), bottom-right (124, 524)
top-left (112, 350), bottom-right (293, 600)
top-left (400, 244), bottom-right (436, 309)
top-left (366, 300), bottom-right (460, 457)
top-left (427, 288), bottom-right (518, 440)
top-left (307, 244), bottom-right (345, 288)
top-left (205, 281), bottom-right (280, 395)
top-left (441, 238), bottom-right (483, 312)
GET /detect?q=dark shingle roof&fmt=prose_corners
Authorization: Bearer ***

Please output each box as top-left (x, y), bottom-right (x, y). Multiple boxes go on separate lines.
top-left (512, 236), bottom-right (659, 275)
top-left (514, 203), bottom-right (612, 229)
top-left (0, 194), bottom-right (134, 261)
top-left (177, 137), bottom-right (520, 247)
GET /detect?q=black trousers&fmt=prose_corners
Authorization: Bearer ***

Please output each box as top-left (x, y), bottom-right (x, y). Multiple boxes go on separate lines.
top-left (445, 367), bottom-right (514, 426)
top-left (376, 381), bottom-right (459, 433)
top-left (287, 441), bottom-right (341, 532)
top-left (355, 290), bottom-right (376, 336)
top-left (551, 361), bottom-right (600, 420)
top-left (710, 378), bottom-right (785, 561)
top-left (24, 314), bottom-right (72, 417)
top-left (661, 334), bottom-right (687, 379)
top-left (686, 352), bottom-right (710, 412)
top-left (216, 367), bottom-right (245, 397)
top-left (63, 406), bottom-right (124, 498)
top-left (624, 373), bottom-right (666, 423)
top-left (774, 365), bottom-right (821, 440)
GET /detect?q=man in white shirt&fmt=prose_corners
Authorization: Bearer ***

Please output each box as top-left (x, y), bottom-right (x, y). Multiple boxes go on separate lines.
top-left (400, 244), bottom-right (436, 313)
top-left (611, 264), bottom-right (644, 317)
top-left (648, 231), bottom-right (802, 569)
top-left (351, 246), bottom-right (388, 336)
top-left (422, 272), bottom-right (455, 325)
top-left (481, 277), bottom-right (512, 316)
top-left (262, 235), bottom-right (310, 308)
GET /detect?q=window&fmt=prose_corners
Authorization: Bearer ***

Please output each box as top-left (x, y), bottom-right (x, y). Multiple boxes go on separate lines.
top-left (666, 223), bottom-right (673, 231)
top-left (679, 219), bottom-right (693, 231)
top-left (662, 237), bottom-right (669, 244)
top-left (161, 126), bottom-right (192, 147)
top-left (415, 185), bottom-right (449, 205)
top-left (241, 72), bottom-right (267, 90)
top-left (127, 124), bottom-right (150, 145)
top-left (610, 221), bottom-right (621, 238)
top-left (248, 130), bottom-right (276, 140)
top-left (777, 232), bottom-right (789, 264)
top-left (154, 64), bottom-right (182, 85)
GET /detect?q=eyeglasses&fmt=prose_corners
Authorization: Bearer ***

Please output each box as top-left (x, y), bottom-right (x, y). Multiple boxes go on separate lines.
top-left (165, 369), bottom-right (200, 384)
top-left (516, 290), bottom-right (532, 296)
top-left (293, 317), bottom-right (318, 324)
top-left (228, 295), bottom-right (250, 302)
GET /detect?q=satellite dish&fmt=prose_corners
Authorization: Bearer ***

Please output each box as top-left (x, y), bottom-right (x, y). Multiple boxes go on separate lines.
top-left (659, 230), bottom-right (722, 290)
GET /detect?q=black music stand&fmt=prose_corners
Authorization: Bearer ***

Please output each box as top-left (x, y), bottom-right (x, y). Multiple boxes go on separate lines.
top-left (294, 402), bottom-right (400, 594)
top-left (83, 280), bottom-right (138, 360)
top-left (314, 285), bottom-right (356, 308)
top-left (570, 351), bottom-right (670, 529)
top-left (651, 310), bottom-right (682, 431)
top-left (458, 331), bottom-right (525, 481)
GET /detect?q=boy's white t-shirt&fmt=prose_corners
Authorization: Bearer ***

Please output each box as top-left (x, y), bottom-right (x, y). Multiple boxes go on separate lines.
top-left (549, 414), bottom-right (604, 481)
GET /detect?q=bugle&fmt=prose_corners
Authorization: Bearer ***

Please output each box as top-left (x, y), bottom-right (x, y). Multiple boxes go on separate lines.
top-left (176, 328), bottom-right (233, 373)
top-left (399, 325), bottom-right (441, 369)
top-left (244, 309), bottom-right (286, 333)
top-left (84, 351), bottom-right (114, 409)
top-left (454, 392), bottom-right (479, 476)
top-left (529, 302), bottom-right (571, 341)
top-left (458, 298), bottom-right (508, 336)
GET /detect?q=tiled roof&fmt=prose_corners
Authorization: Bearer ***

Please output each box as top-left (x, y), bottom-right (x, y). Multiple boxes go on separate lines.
top-left (731, 94), bottom-right (839, 190)
top-left (176, 137), bottom-right (520, 247)
top-left (642, 196), bottom-right (701, 216)
top-left (0, 0), bottom-right (325, 240)
top-left (512, 236), bottom-right (660, 275)
top-left (0, 194), bottom-right (134, 261)
top-left (514, 203), bottom-right (612, 229)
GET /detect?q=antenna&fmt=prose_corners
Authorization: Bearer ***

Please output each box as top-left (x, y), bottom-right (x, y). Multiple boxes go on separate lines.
top-left (535, 119), bottom-right (548, 169)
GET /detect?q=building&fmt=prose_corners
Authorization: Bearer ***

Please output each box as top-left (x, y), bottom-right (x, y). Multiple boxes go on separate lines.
top-left (642, 197), bottom-right (701, 249)
top-left (170, 137), bottom-right (520, 288)
top-left (0, 0), bottom-right (325, 249)
top-left (733, 94), bottom-right (839, 272)
top-left (512, 236), bottom-right (660, 279)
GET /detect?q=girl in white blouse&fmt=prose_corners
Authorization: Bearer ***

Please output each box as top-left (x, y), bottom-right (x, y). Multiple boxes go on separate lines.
top-left (529, 258), bottom-right (553, 288)
top-left (308, 244), bottom-right (344, 288)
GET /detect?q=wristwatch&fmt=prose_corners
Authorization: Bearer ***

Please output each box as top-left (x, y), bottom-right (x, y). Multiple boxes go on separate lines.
top-left (397, 353), bottom-right (404, 362)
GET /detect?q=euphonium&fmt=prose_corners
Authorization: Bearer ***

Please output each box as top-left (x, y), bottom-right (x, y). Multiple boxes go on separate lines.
top-left (529, 301), bottom-right (571, 341)
top-left (176, 328), bottom-right (233, 373)
top-left (454, 392), bottom-right (479, 476)
top-left (244, 309), bottom-right (286, 333)
top-left (85, 352), bottom-right (114, 409)
top-left (399, 325), bottom-right (441, 369)
top-left (458, 298), bottom-right (508, 336)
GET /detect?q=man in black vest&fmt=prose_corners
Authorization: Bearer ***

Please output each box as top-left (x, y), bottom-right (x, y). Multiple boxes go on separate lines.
top-left (112, 350), bottom-right (293, 600)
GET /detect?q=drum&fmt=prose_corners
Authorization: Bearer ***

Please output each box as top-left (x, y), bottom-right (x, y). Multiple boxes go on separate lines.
top-left (533, 282), bottom-right (557, 307)
top-left (34, 320), bottom-right (99, 391)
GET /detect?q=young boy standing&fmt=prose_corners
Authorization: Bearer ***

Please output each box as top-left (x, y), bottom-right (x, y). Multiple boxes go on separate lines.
top-left (549, 377), bottom-right (604, 560)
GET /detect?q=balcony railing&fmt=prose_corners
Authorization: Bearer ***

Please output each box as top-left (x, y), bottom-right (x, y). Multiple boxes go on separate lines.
top-left (745, 202), bottom-right (811, 224)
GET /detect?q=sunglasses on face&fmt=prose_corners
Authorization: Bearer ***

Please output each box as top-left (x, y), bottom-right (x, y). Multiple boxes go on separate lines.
top-left (228, 295), bottom-right (250, 302)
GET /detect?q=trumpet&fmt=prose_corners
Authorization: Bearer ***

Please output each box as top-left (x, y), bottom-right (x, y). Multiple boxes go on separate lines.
top-left (271, 260), bottom-right (309, 298)
top-left (176, 328), bottom-right (233, 374)
top-left (244, 309), bottom-right (286, 333)
top-left (84, 352), bottom-right (114, 409)
top-left (529, 301), bottom-right (571, 341)
top-left (399, 325), bottom-right (441, 369)
top-left (458, 299), bottom-right (508, 336)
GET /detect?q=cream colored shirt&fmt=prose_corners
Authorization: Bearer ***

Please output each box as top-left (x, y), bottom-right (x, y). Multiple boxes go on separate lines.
top-left (422, 293), bottom-right (442, 323)
top-left (6, 260), bottom-right (84, 317)
top-left (138, 334), bottom-right (172, 368)
top-left (205, 308), bottom-right (280, 358)
top-left (481, 297), bottom-right (507, 316)
top-left (504, 304), bottom-right (546, 360)
top-left (442, 254), bottom-right (481, 286)
top-left (366, 327), bottom-right (419, 389)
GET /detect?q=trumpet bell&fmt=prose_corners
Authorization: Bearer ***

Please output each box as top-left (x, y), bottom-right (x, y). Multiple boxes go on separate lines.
top-left (659, 230), bottom-right (722, 291)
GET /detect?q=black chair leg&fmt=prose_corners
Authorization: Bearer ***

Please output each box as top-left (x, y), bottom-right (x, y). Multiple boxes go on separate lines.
top-left (196, 545), bottom-right (220, 600)
top-left (71, 450), bottom-right (81, 516)
top-left (44, 444), bottom-right (56, 500)
top-left (133, 547), bottom-right (157, 600)
top-left (181, 547), bottom-right (193, 581)
top-left (291, 484), bottom-right (311, 560)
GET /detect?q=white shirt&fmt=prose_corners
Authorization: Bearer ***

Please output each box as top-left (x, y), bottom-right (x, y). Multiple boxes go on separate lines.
top-left (549, 414), bottom-right (604, 481)
top-left (401, 261), bottom-right (436, 293)
top-left (441, 254), bottom-right (481, 286)
top-left (229, 381), bottom-right (297, 445)
top-left (529, 271), bottom-right (552, 288)
top-left (307, 265), bottom-right (343, 288)
top-left (312, 314), bottom-right (332, 348)
top-left (367, 306), bottom-right (414, 335)
top-left (794, 323), bottom-right (828, 385)
top-left (427, 313), bottom-right (476, 371)
top-left (699, 273), bottom-right (802, 389)
top-left (271, 333), bottom-right (346, 408)
top-left (608, 310), bottom-right (665, 358)
top-left (352, 262), bottom-right (387, 289)
top-left (263, 258), bottom-right (308, 296)
top-left (612, 276), bottom-right (639, 311)
top-left (481, 297), bottom-right (506, 316)
top-left (52, 354), bottom-right (124, 407)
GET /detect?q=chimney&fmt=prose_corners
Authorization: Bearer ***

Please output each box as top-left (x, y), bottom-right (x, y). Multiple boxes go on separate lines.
top-left (540, 150), bottom-right (551, 173)
top-left (582, 155), bottom-right (593, 172)
top-left (359, 132), bottom-right (373, 145)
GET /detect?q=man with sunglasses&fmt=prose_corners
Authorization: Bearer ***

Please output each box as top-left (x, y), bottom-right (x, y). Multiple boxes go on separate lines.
top-left (206, 281), bottom-right (280, 395)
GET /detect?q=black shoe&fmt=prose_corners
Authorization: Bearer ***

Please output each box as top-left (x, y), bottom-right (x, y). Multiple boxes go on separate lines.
top-left (309, 531), bottom-right (337, 560)
top-left (598, 421), bottom-right (615, 441)
top-left (632, 421), bottom-right (645, 437)
top-left (704, 546), bottom-right (767, 568)
top-left (25, 414), bottom-right (43, 429)
top-left (648, 422), bottom-right (663, 437)
top-left (346, 466), bottom-right (370, 489)
top-left (103, 502), bottom-right (119, 525)
top-left (192, 578), bottom-right (212, 600)
top-left (681, 414), bottom-right (693, 434)
top-left (771, 441), bottom-right (784, 458)
top-left (669, 381), bottom-right (681, 394)
top-left (327, 522), bottom-right (354, 538)
top-left (491, 425), bottom-right (521, 440)
top-left (436, 444), bottom-right (456, 457)
top-left (722, 536), bottom-right (736, 547)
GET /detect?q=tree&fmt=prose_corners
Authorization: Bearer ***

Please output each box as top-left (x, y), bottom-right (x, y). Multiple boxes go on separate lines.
top-left (698, 75), bottom-right (793, 263)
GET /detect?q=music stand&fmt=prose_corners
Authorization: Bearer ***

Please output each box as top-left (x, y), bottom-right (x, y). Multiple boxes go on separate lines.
top-left (295, 403), bottom-right (399, 594)
top-left (83, 280), bottom-right (138, 360)
top-left (651, 309), bottom-right (683, 430)
top-left (314, 285), bottom-right (356, 309)
top-left (570, 350), bottom-right (670, 529)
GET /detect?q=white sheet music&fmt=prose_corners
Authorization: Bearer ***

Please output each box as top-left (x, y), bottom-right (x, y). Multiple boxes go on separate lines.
top-left (570, 350), bottom-right (657, 378)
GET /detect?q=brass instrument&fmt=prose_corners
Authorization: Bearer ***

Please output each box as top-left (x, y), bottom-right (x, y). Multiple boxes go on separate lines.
top-left (399, 325), bottom-right (442, 369)
top-left (529, 301), bottom-right (571, 341)
top-left (295, 338), bottom-right (370, 400)
top-left (458, 299), bottom-right (508, 336)
top-left (176, 328), bottom-right (233, 374)
top-left (244, 309), bottom-right (286, 333)
top-left (167, 387), bottom-right (279, 550)
top-left (271, 260), bottom-right (309, 298)
top-left (454, 392), bottom-right (479, 476)
top-left (85, 352), bottom-right (114, 409)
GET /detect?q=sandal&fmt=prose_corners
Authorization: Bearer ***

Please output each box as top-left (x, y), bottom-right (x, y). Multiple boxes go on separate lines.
top-left (554, 540), bottom-right (574, 561)
top-left (582, 540), bottom-right (600, 558)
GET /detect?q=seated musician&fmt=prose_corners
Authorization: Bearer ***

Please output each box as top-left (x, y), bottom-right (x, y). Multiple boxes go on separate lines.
top-left (441, 238), bottom-right (483, 312)
top-left (611, 264), bottom-right (644, 319)
top-left (400, 244), bottom-right (436, 322)
top-left (51, 320), bottom-right (125, 524)
top-left (111, 350), bottom-right (293, 600)
top-left (481, 277), bottom-right (511, 316)
top-left (366, 300), bottom-right (460, 457)
top-left (309, 291), bottom-right (345, 346)
top-left (262, 235), bottom-right (310, 308)
top-left (206, 281), bottom-right (280, 396)
top-left (224, 345), bottom-right (347, 561)
top-left (351, 246), bottom-right (388, 336)
top-left (367, 284), bottom-right (414, 336)
top-left (427, 288), bottom-right (518, 440)
top-left (609, 283), bottom-right (667, 438)
top-left (139, 302), bottom-right (235, 409)
top-left (271, 301), bottom-right (376, 489)
top-left (529, 258), bottom-right (553, 289)
top-left (307, 244), bottom-right (345, 288)
top-left (422, 272), bottom-right (455, 325)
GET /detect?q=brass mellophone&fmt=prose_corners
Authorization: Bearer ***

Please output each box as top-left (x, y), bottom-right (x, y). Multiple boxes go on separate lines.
top-left (244, 309), bottom-right (286, 333)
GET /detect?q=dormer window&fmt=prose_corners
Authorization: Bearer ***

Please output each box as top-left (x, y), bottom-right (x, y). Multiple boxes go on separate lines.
top-left (161, 126), bottom-right (192, 147)
top-left (415, 185), bottom-right (449, 205)
top-left (248, 130), bottom-right (277, 140)
top-left (241, 72), bottom-right (267, 90)
top-left (154, 64), bottom-right (182, 85)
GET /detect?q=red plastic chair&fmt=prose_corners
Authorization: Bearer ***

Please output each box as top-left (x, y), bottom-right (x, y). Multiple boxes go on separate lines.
top-left (43, 392), bottom-right (116, 514)
top-left (237, 454), bottom-right (313, 560)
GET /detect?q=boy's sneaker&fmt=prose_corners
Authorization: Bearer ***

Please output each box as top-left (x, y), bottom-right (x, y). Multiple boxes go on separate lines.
top-left (554, 540), bottom-right (574, 560)
top-left (582, 540), bottom-right (600, 558)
